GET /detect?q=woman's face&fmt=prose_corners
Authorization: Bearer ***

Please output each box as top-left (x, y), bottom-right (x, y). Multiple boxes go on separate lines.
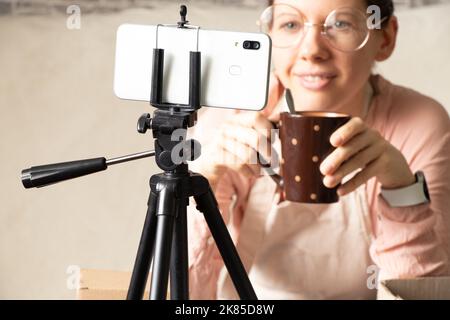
top-left (271, 0), bottom-right (384, 112)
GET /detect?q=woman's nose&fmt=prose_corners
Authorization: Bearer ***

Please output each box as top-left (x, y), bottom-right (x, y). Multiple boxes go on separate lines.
top-left (297, 26), bottom-right (331, 62)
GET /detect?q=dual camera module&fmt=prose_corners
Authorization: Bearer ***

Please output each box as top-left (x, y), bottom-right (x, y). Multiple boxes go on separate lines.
top-left (243, 41), bottom-right (260, 50)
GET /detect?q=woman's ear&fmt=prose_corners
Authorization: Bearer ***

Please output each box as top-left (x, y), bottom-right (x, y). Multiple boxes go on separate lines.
top-left (375, 16), bottom-right (399, 62)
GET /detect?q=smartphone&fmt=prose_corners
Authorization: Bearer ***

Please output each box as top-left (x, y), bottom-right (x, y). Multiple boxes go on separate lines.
top-left (113, 24), bottom-right (272, 111)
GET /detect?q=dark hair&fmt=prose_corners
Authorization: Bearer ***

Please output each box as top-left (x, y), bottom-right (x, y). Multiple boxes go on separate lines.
top-left (267, 0), bottom-right (394, 27)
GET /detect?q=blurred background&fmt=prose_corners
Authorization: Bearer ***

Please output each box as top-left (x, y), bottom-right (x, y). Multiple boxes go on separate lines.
top-left (1, 0), bottom-right (449, 299)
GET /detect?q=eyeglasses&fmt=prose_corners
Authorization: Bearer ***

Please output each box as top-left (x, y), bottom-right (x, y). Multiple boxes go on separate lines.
top-left (258, 4), bottom-right (385, 53)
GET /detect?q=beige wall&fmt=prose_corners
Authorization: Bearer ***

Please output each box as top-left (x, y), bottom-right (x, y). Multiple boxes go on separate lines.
top-left (376, 4), bottom-right (450, 110)
top-left (1, 2), bottom-right (449, 299)
top-left (0, 2), bottom-right (262, 299)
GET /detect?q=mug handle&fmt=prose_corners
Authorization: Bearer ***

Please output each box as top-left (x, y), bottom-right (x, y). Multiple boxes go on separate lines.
top-left (256, 151), bottom-right (284, 189)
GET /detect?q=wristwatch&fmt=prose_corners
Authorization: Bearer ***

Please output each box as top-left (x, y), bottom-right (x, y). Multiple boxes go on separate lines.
top-left (380, 171), bottom-right (430, 207)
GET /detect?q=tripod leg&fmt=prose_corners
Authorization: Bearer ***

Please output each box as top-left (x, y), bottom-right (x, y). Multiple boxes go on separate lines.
top-left (170, 198), bottom-right (189, 299)
top-left (150, 185), bottom-right (177, 300)
top-left (195, 188), bottom-right (258, 300)
top-left (127, 191), bottom-right (158, 300)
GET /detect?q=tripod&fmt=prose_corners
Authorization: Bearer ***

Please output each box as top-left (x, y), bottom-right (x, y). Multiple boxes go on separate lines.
top-left (127, 110), bottom-right (257, 300)
top-left (21, 5), bottom-right (257, 300)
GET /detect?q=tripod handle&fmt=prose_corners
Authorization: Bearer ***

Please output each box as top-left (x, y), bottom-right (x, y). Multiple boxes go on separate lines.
top-left (21, 157), bottom-right (107, 189)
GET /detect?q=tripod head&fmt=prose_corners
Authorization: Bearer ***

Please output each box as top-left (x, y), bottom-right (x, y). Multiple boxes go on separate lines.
top-left (137, 109), bottom-right (200, 173)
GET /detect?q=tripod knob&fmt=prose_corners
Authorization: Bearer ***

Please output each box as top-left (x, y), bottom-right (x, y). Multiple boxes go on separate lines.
top-left (137, 113), bottom-right (152, 133)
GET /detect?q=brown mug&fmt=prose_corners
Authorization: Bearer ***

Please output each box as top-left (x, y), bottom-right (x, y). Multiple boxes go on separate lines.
top-left (268, 111), bottom-right (351, 203)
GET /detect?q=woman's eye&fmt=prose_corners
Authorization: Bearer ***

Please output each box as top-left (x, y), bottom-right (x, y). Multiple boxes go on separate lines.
top-left (280, 21), bottom-right (300, 31)
top-left (333, 20), bottom-right (352, 30)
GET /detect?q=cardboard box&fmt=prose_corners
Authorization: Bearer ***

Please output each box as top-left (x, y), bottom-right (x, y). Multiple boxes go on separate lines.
top-left (77, 269), bottom-right (150, 300)
top-left (78, 269), bottom-right (450, 300)
top-left (377, 277), bottom-right (450, 300)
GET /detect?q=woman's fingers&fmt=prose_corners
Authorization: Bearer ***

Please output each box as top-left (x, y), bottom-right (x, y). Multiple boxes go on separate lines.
top-left (330, 117), bottom-right (366, 147)
top-left (320, 128), bottom-right (379, 176)
top-left (337, 157), bottom-right (382, 196)
top-left (323, 141), bottom-right (382, 188)
top-left (229, 111), bottom-right (274, 132)
top-left (224, 111), bottom-right (276, 159)
top-left (218, 137), bottom-right (260, 177)
top-left (222, 125), bottom-right (272, 160)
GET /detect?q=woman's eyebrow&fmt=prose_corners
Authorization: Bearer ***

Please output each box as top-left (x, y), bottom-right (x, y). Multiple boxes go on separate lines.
top-left (274, 12), bottom-right (300, 20)
top-left (334, 12), bottom-right (359, 19)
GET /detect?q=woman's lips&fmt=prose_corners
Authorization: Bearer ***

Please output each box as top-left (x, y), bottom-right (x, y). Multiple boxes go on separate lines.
top-left (295, 73), bottom-right (337, 91)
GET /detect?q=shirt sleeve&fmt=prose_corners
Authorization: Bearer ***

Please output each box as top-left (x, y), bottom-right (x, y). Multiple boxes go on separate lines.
top-left (370, 97), bottom-right (450, 280)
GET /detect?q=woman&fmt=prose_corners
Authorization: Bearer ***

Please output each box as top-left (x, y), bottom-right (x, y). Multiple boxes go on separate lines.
top-left (187, 0), bottom-right (450, 299)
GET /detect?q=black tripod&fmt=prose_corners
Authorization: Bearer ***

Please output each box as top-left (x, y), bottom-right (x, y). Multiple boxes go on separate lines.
top-left (21, 5), bottom-right (257, 300)
top-left (127, 110), bottom-right (256, 300)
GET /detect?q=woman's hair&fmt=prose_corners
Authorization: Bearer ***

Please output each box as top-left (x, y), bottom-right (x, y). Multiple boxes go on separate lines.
top-left (267, 0), bottom-right (394, 27)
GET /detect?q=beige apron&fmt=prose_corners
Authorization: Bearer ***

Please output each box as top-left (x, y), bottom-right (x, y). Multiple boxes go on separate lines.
top-left (216, 172), bottom-right (376, 300)
top-left (216, 80), bottom-right (376, 300)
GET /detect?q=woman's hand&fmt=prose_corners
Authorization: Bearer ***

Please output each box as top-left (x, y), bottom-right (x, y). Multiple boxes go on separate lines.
top-left (216, 111), bottom-right (274, 179)
top-left (319, 117), bottom-right (416, 196)
top-left (201, 73), bottom-right (285, 186)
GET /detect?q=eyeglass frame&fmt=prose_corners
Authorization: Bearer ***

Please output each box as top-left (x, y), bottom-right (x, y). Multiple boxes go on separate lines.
top-left (257, 4), bottom-right (389, 52)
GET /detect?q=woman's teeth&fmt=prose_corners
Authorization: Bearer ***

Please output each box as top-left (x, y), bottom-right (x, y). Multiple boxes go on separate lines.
top-left (298, 74), bottom-right (336, 90)
top-left (303, 75), bottom-right (332, 82)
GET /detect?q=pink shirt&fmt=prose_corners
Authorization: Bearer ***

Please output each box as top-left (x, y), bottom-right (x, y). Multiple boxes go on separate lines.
top-left (187, 74), bottom-right (450, 299)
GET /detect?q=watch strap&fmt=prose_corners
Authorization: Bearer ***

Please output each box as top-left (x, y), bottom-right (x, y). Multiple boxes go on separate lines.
top-left (380, 172), bottom-right (430, 207)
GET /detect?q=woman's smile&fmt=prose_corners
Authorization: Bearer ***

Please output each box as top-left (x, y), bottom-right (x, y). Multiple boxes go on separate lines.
top-left (294, 71), bottom-right (338, 91)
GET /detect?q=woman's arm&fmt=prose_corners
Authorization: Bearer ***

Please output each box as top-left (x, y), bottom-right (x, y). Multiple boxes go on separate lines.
top-left (369, 99), bottom-right (450, 280)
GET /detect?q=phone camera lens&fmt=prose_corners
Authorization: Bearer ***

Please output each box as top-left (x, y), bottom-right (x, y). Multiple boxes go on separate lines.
top-left (243, 41), bottom-right (260, 50)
